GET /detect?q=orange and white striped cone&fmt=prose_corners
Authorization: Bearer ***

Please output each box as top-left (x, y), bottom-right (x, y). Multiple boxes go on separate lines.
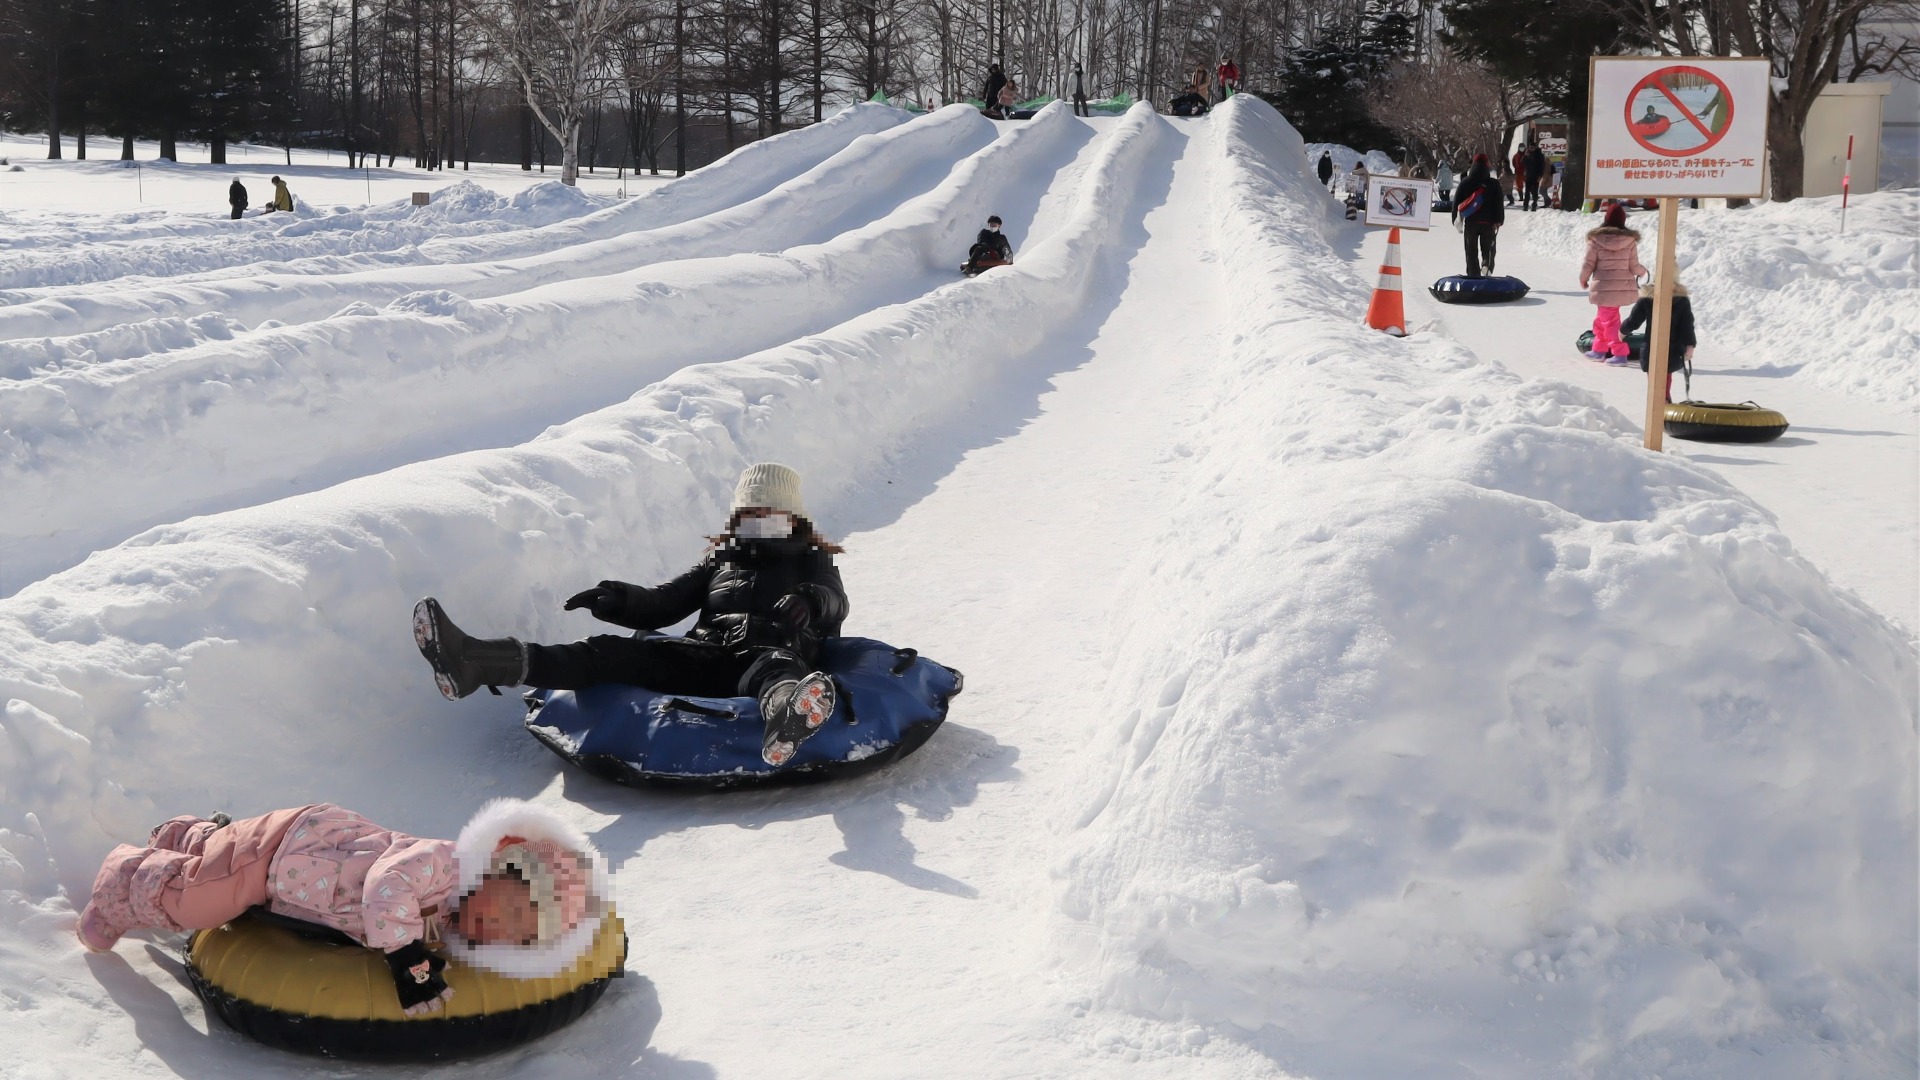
top-left (1365, 227), bottom-right (1407, 337)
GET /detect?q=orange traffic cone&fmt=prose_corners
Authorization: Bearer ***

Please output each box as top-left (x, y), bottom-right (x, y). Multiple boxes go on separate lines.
top-left (1365, 227), bottom-right (1407, 337)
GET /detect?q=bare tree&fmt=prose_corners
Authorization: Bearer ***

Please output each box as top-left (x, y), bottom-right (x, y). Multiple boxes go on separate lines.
top-left (473, 0), bottom-right (630, 184)
top-left (1371, 54), bottom-right (1543, 171)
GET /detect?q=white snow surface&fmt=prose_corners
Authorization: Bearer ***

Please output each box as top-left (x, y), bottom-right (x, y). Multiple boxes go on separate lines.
top-left (0, 98), bottom-right (1913, 1079)
top-left (1305, 143), bottom-right (1402, 177)
top-left (1521, 191), bottom-right (1920, 408)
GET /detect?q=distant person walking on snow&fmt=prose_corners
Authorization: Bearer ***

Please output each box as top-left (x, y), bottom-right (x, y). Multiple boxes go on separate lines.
top-left (1620, 279), bottom-right (1697, 399)
top-left (1215, 57), bottom-right (1240, 102)
top-left (265, 175), bottom-right (294, 213)
top-left (1317, 150), bottom-right (1335, 189)
top-left (1340, 160), bottom-right (1370, 219)
top-left (227, 178), bottom-right (248, 220)
top-left (1434, 161), bottom-right (1455, 208)
top-left (1522, 143), bottom-right (1548, 211)
top-left (1073, 63), bottom-right (1090, 117)
top-left (1450, 153), bottom-right (1505, 276)
top-left (1579, 204), bottom-right (1648, 360)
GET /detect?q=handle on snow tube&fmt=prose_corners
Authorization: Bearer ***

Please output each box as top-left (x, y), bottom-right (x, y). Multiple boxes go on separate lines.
top-left (890, 648), bottom-right (918, 676)
top-left (662, 697), bottom-right (737, 719)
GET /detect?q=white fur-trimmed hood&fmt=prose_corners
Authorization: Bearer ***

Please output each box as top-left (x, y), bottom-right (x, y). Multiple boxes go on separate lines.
top-left (448, 798), bottom-right (614, 979)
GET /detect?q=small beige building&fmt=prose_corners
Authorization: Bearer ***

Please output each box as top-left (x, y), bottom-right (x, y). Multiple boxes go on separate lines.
top-left (1802, 81), bottom-right (1895, 196)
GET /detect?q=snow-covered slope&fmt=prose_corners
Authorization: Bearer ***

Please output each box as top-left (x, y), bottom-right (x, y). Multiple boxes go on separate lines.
top-left (0, 98), bottom-right (1912, 1080)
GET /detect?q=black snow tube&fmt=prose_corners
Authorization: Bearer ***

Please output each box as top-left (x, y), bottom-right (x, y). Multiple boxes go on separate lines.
top-left (1574, 329), bottom-right (1649, 362)
top-left (1664, 401), bottom-right (1790, 443)
top-left (185, 908), bottom-right (627, 1062)
top-left (1429, 275), bottom-right (1530, 304)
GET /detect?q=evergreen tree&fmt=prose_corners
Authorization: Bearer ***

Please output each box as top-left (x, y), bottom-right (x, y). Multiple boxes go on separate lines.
top-left (1265, 2), bottom-right (1415, 152)
top-left (1440, 0), bottom-right (1644, 206)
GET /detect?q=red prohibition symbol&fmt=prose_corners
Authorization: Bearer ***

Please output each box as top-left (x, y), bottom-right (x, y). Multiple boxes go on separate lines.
top-left (1625, 66), bottom-right (1735, 157)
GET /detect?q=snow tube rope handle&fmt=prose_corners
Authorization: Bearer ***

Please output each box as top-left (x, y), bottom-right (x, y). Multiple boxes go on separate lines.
top-left (662, 697), bottom-right (736, 719)
top-left (890, 648), bottom-right (918, 675)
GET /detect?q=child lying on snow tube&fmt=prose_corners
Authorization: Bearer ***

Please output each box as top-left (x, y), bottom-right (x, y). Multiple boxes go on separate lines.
top-left (415, 462), bottom-right (850, 767)
top-left (77, 798), bottom-right (606, 1017)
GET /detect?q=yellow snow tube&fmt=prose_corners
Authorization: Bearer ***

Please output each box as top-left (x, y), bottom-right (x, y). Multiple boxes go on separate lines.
top-left (186, 909), bottom-right (626, 1061)
top-left (1664, 401), bottom-right (1790, 443)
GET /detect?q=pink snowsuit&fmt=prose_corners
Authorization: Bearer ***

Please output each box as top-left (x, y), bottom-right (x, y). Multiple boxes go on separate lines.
top-left (1580, 226), bottom-right (1646, 358)
top-left (84, 803), bottom-right (456, 954)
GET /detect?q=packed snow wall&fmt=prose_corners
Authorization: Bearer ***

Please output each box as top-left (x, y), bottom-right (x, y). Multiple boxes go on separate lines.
top-left (1050, 94), bottom-right (1918, 1079)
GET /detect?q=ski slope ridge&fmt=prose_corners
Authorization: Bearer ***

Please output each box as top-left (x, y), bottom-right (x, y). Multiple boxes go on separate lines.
top-left (0, 103), bottom-right (908, 297)
top-left (0, 103), bottom-right (1093, 594)
top-left (0, 104), bottom-right (953, 349)
top-left (1048, 96), bottom-right (1917, 1078)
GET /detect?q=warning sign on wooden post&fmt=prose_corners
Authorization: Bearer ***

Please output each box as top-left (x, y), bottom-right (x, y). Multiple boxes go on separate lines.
top-left (1587, 56), bottom-right (1771, 452)
top-left (1586, 57), bottom-right (1770, 199)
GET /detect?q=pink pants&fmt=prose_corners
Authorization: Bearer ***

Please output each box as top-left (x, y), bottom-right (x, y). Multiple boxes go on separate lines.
top-left (85, 806), bottom-right (308, 935)
top-left (1591, 306), bottom-right (1628, 357)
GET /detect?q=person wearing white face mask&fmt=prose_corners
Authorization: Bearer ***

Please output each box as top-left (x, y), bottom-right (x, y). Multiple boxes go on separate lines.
top-left (412, 463), bottom-right (851, 766)
top-left (962, 214), bottom-right (1014, 276)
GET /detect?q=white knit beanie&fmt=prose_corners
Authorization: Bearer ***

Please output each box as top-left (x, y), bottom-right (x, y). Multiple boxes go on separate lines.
top-left (731, 463), bottom-right (806, 517)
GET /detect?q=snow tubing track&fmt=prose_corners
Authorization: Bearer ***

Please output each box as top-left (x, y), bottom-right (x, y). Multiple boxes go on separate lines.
top-left (1429, 275), bottom-right (1530, 304)
top-left (184, 909), bottom-right (627, 1062)
top-left (524, 636), bottom-right (963, 790)
top-left (1665, 401), bottom-right (1791, 443)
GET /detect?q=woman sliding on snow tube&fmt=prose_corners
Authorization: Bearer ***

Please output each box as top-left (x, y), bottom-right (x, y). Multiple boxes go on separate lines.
top-left (415, 463), bottom-right (850, 768)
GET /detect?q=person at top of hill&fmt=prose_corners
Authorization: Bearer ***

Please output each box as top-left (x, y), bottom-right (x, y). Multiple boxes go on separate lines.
top-left (1619, 278), bottom-right (1698, 400)
top-left (1073, 62), bottom-right (1090, 117)
top-left (77, 798), bottom-right (606, 1017)
top-left (1450, 153), bottom-right (1506, 276)
top-left (982, 63), bottom-right (1009, 117)
top-left (964, 214), bottom-right (1014, 274)
top-left (413, 463), bottom-right (851, 767)
top-left (265, 175), bottom-right (294, 213)
top-left (1317, 150), bottom-right (1334, 188)
top-left (228, 178), bottom-right (248, 220)
top-left (1215, 57), bottom-right (1240, 102)
top-left (1579, 203), bottom-right (1648, 360)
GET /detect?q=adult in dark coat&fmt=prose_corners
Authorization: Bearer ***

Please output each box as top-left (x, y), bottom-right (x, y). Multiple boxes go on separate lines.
top-left (1522, 144), bottom-right (1548, 211)
top-left (1620, 281), bottom-right (1698, 400)
top-left (1073, 63), bottom-right (1089, 117)
top-left (964, 214), bottom-right (1014, 272)
top-left (982, 63), bottom-right (1008, 118)
top-left (228, 178), bottom-right (248, 220)
top-left (1451, 154), bottom-right (1506, 277)
top-left (1316, 151), bottom-right (1334, 188)
top-left (413, 464), bottom-right (852, 765)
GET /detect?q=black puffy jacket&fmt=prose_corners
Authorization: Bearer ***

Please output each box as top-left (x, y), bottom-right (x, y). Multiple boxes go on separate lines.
top-left (598, 537), bottom-right (849, 659)
top-left (1451, 168), bottom-right (1506, 226)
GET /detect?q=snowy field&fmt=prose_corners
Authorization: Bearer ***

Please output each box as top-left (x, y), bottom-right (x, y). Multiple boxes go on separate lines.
top-left (0, 100), bottom-right (1914, 1079)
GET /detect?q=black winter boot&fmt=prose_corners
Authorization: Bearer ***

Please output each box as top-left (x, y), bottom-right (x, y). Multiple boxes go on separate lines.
top-left (412, 597), bottom-right (526, 700)
top-left (759, 671), bottom-right (837, 767)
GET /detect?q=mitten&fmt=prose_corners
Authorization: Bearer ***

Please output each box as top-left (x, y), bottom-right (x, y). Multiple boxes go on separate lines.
top-left (384, 940), bottom-right (452, 1016)
top-left (773, 593), bottom-right (813, 635)
top-left (563, 581), bottom-right (631, 624)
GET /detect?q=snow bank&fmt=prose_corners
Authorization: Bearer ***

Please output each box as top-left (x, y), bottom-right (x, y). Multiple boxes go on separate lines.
top-left (1305, 142), bottom-right (1402, 178)
top-left (1051, 94), bottom-right (1917, 1077)
top-left (0, 103), bottom-right (1166, 1074)
top-left (0, 105), bottom-right (1080, 592)
top-left (1518, 192), bottom-right (1919, 408)
top-left (0, 103), bottom-right (912, 343)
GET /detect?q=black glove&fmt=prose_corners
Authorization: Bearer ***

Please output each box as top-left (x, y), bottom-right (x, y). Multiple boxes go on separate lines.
top-left (563, 580), bottom-right (630, 623)
top-left (383, 940), bottom-right (451, 1014)
top-left (772, 593), bottom-right (813, 635)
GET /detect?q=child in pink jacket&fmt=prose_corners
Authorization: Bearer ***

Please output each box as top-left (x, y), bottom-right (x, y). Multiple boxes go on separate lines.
top-left (1580, 203), bottom-right (1648, 359)
top-left (77, 798), bottom-right (607, 1016)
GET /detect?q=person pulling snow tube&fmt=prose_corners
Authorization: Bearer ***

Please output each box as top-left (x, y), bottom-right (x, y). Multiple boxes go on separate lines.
top-left (1664, 401), bottom-right (1790, 443)
top-left (526, 635), bottom-right (962, 790)
top-left (185, 904), bottom-right (627, 1062)
top-left (1429, 275), bottom-right (1531, 304)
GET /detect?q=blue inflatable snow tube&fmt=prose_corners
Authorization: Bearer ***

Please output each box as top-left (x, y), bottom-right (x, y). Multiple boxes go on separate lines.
top-left (523, 637), bottom-right (962, 790)
top-left (1428, 275), bottom-right (1530, 304)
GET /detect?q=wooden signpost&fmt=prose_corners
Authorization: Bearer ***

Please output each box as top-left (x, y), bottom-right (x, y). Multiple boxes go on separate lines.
top-left (1586, 56), bottom-right (1770, 450)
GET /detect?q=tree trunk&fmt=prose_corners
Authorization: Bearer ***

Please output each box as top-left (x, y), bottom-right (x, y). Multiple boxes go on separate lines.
top-left (75, 114), bottom-right (86, 160)
top-left (1766, 101), bottom-right (1805, 201)
top-left (562, 118), bottom-right (580, 185)
top-left (1561, 117), bottom-right (1588, 209)
top-left (46, 47), bottom-right (62, 160)
top-left (121, 132), bottom-right (134, 160)
top-left (520, 104), bottom-right (533, 170)
top-left (160, 130), bottom-right (177, 161)
top-left (211, 135), bottom-right (227, 164)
